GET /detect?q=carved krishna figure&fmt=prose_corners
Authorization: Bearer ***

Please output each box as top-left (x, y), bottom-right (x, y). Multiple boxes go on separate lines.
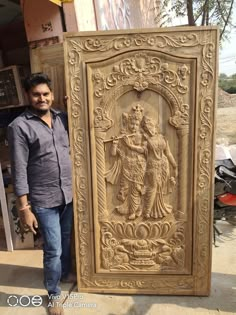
top-left (105, 102), bottom-right (147, 220)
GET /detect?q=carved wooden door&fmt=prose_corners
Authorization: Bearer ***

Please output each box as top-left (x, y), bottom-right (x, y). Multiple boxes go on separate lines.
top-left (64, 27), bottom-right (218, 295)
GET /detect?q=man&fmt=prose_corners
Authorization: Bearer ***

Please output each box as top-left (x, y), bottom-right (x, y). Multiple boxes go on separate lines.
top-left (8, 73), bottom-right (74, 315)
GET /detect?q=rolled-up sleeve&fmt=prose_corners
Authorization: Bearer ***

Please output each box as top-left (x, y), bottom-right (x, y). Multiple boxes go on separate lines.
top-left (8, 125), bottom-right (29, 197)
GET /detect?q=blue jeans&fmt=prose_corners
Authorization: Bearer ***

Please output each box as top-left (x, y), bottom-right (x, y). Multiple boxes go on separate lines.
top-left (32, 202), bottom-right (73, 297)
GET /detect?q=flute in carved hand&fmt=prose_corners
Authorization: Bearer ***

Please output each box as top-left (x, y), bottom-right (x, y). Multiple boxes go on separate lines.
top-left (103, 133), bottom-right (136, 143)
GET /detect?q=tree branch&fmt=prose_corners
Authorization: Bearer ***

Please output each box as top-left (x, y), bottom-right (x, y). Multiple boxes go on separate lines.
top-left (219, 0), bottom-right (235, 40)
top-left (187, 0), bottom-right (195, 25)
top-left (194, 7), bottom-right (204, 24)
top-left (201, 0), bottom-right (209, 25)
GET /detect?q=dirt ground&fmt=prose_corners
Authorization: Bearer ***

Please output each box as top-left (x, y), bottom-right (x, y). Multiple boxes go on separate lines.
top-left (0, 220), bottom-right (235, 315)
top-left (216, 107), bottom-right (236, 145)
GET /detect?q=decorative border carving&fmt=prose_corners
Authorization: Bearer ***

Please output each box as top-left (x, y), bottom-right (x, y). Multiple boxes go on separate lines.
top-left (92, 53), bottom-right (189, 95)
top-left (65, 27), bottom-right (218, 295)
top-left (83, 276), bottom-right (194, 291)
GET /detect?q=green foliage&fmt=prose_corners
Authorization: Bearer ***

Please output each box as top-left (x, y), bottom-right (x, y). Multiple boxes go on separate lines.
top-left (226, 86), bottom-right (236, 93)
top-left (157, 0), bottom-right (235, 41)
top-left (219, 73), bottom-right (236, 93)
top-left (154, 0), bottom-right (172, 26)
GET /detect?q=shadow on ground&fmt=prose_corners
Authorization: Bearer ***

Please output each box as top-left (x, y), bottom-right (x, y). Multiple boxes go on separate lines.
top-left (104, 272), bottom-right (236, 315)
top-left (0, 263), bottom-right (43, 288)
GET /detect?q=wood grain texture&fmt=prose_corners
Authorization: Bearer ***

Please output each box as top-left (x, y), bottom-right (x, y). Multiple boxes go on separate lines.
top-left (64, 26), bottom-right (218, 295)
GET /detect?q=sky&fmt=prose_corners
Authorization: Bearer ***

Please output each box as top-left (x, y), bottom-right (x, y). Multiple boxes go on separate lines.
top-left (170, 7), bottom-right (236, 76)
top-left (219, 27), bottom-right (236, 76)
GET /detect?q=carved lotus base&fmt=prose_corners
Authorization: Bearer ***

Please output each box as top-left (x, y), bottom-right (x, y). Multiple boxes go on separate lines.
top-left (100, 219), bottom-right (185, 272)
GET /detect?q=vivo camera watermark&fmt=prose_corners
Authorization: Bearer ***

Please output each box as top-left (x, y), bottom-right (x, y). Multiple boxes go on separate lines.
top-left (7, 295), bottom-right (43, 307)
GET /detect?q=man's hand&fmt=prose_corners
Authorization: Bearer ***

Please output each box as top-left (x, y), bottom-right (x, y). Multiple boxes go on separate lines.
top-left (63, 96), bottom-right (69, 109)
top-left (18, 207), bottom-right (38, 235)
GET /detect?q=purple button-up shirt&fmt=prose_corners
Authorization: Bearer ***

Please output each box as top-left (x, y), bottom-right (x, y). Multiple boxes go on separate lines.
top-left (8, 108), bottom-right (72, 208)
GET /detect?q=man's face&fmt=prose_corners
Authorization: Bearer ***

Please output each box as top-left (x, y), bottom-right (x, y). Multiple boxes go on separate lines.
top-left (27, 83), bottom-right (54, 114)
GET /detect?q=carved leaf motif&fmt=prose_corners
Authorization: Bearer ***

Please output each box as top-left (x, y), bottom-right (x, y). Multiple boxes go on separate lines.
top-left (93, 53), bottom-right (189, 96)
top-left (115, 222), bottom-right (125, 237)
top-left (201, 43), bottom-right (214, 88)
top-left (71, 33), bottom-right (200, 54)
top-left (135, 223), bottom-right (149, 239)
top-left (82, 277), bottom-right (194, 290)
top-left (199, 150), bottom-right (211, 190)
top-left (200, 97), bottom-right (212, 140)
top-left (125, 223), bottom-right (135, 238)
top-left (160, 222), bottom-right (171, 238)
top-left (149, 223), bottom-right (161, 238)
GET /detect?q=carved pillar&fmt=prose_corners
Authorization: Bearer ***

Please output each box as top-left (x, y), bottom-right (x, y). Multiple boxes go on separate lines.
top-left (96, 133), bottom-right (109, 221)
top-left (177, 126), bottom-right (189, 220)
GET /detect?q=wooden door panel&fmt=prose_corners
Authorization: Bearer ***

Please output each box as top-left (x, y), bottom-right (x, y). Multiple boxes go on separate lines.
top-left (64, 27), bottom-right (218, 295)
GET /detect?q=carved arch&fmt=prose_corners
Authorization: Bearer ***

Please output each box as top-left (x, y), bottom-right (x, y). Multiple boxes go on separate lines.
top-left (90, 49), bottom-right (191, 131)
top-left (100, 83), bottom-right (187, 130)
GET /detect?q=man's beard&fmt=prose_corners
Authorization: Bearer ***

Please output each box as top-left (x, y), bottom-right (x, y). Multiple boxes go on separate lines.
top-left (35, 108), bottom-right (49, 116)
top-left (31, 104), bottom-right (50, 116)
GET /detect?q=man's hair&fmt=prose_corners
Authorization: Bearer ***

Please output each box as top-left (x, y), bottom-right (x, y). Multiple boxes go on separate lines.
top-left (23, 72), bottom-right (52, 92)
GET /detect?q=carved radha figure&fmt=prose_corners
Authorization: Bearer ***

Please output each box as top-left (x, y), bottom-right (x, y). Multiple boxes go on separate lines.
top-left (105, 104), bottom-right (147, 220)
top-left (142, 116), bottom-right (177, 219)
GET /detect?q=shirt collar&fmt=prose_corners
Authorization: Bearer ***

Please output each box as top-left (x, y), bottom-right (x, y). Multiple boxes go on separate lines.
top-left (25, 107), bottom-right (60, 119)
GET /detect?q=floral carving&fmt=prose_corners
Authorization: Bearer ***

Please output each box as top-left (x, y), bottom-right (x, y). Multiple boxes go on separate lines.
top-left (93, 53), bottom-right (188, 95)
top-left (65, 28), bottom-right (217, 294)
top-left (70, 33), bottom-right (200, 53)
top-left (101, 221), bottom-right (185, 271)
top-left (201, 43), bottom-right (214, 88)
top-left (200, 96), bottom-right (212, 141)
top-left (82, 277), bottom-right (193, 290)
